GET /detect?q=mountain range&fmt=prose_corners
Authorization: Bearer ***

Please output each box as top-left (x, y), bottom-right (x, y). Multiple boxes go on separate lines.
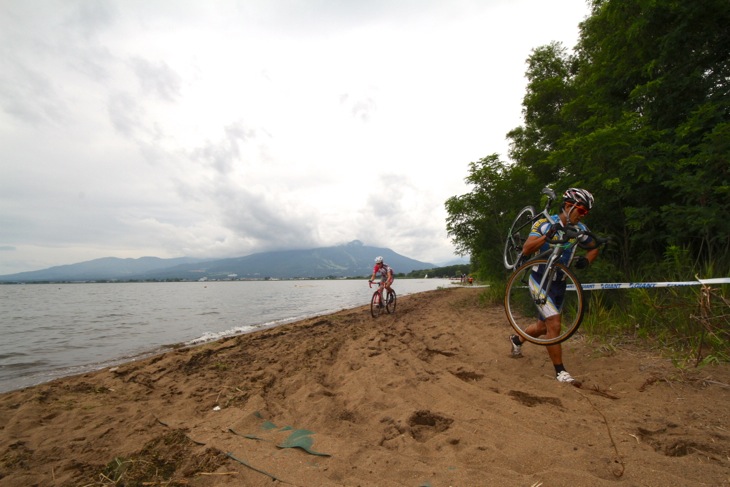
top-left (0, 241), bottom-right (452, 282)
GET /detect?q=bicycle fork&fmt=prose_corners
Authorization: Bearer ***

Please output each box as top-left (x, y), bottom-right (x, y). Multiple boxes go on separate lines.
top-left (527, 248), bottom-right (563, 305)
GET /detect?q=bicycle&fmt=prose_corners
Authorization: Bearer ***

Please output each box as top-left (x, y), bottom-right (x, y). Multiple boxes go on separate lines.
top-left (504, 226), bottom-right (609, 345)
top-left (369, 280), bottom-right (396, 318)
top-left (503, 187), bottom-right (557, 270)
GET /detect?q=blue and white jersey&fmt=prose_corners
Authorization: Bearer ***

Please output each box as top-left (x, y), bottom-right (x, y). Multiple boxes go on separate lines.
top-left (529, 215), bottom-right (593, 266)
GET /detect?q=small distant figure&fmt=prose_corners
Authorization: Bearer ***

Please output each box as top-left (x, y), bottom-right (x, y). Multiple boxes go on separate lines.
top-left (369, 256), bottom-right (395, 294)
top-left (468, 276), bottom-right (473, 285)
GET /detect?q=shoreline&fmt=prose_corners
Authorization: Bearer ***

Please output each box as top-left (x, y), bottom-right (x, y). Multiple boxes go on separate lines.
top-left (0, 280), bottom-right (454, 394)
top-left (1, 287), bottom-right (728, 486)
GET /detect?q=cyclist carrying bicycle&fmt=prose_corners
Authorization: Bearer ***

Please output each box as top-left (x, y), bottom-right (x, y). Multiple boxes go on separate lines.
top-left (369, 256), bottom-right (394, 298)
top-left (509, 188), bottom-right (600, 386)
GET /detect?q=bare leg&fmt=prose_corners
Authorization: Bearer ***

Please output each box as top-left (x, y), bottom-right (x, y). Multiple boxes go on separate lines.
top-left (523, 319), bottom-right (547, 339)
top-left (522, 316), bottom-right (563, 366)
top-left (544, 315), bottom-right (563, 365)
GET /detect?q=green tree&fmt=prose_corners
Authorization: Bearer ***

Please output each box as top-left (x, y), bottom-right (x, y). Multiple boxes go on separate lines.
top-left (445, 154), bottom-right (541, 280)
top-left (568, 0), bottom-right (730, 273)
top-left (447, 0), bottom-right (730, 280)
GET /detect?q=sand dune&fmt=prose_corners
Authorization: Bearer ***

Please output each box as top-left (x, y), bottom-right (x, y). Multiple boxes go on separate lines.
top-left (1, 287), bottom-right (728, 486)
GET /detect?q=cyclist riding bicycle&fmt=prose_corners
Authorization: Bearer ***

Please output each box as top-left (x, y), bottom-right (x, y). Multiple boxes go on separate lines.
top-left (508, 188), bottom-right (600, 386)
top-left (369, 256), bottom-right (394, 297)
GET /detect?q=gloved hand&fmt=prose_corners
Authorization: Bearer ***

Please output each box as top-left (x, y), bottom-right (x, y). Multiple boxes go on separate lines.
top-left (564, 226), bottom-right (581, 239)
top-left (545, 222), bottom-right (563, 239)
top-left (574, 256), bottom-right (590, 269)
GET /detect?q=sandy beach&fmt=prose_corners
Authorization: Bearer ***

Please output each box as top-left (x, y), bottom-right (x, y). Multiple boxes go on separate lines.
top-left (1, 286), bottom-right (728, 486)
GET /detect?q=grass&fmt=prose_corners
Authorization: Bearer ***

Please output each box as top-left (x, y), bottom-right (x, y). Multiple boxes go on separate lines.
top-left (579, 283), bottom-right (730, 366)
top-left (489, 247), bottom-right (730, 366)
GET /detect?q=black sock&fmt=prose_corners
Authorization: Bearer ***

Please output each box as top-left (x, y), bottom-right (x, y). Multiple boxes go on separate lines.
top-left (554, 364), bottom-right (566, 374)
top-left (511, 335), bottom-right (522, 346)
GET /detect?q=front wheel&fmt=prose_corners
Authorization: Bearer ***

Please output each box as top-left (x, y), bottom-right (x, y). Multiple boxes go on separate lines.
top-left (385, 290), bottom-right (396, 314)
top-left (504, 259), bottom-right (584, 345)
top-left (371, 291), bottom-right (383, 318)
top-left (504, 205), bottom-right (536, 270)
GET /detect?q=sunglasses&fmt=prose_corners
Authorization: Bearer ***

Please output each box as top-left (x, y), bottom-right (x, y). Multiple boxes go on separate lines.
top-left (572, 205), bottom-right (589, 216)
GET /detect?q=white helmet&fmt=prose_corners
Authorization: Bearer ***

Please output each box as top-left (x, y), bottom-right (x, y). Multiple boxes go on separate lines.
top-left (374, 256), bottom-right (384, 264)
top-left (563, 188), bottom-right (594, 210)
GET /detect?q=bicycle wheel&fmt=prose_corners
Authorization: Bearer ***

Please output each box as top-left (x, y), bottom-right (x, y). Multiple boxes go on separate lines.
top-left (371, 291), bottom-right (383, 318)
top-left (385, 290), bottom-right (396, 314)
top-left (504, 259), bottom-right (584, 345)
top-left (504, 205), bottom-right (536, 270)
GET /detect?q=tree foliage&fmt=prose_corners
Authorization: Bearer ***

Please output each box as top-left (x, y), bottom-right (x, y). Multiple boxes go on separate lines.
top-left (447, 0), bottom-right (730, 281)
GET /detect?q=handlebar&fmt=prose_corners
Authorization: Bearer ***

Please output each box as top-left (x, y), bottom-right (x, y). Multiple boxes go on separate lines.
top-left (369, 280), bottom-right (388, 289)
top-left (551, 225), bottom-right (611, 247)
top-left (529, 227), bottom-right (612, 264)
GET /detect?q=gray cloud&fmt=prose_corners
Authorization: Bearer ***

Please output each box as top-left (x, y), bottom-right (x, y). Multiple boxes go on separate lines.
top-left (107, 91), bottom-right (144, 136)
top-left (130, 58), bottom-right (182, 102)
top-left (0, 0), bottom-right (589, 273)
top-left (182, 122), bottom-right (318, 252)
top-left (63, 0), bottom-right (117, 40)
top-left (0, 59), bottom-right (68, 125)
top-left (191, 122), bottom-right (258, 174)
top-left (340, 93), bottom-right (378, 122)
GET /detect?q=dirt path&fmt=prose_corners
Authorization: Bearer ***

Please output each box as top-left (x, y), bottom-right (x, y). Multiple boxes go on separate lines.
top-left (1, 287), bottom-right (728, 486)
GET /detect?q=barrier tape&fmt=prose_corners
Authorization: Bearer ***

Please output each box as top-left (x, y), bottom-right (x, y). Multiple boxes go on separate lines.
top-left (567, 277), bottom-right (730, 291)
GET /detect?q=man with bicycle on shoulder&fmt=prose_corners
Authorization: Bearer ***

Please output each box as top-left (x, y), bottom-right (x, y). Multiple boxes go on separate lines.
top-left (509, 188), bottom-right (600, 386)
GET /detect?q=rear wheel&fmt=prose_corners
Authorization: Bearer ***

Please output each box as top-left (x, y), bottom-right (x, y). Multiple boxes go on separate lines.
top-left (504, 259), bottom-right (584, 345)
top-left (385, 290), bottom-right (396, 314)
top-left (504, 205), bottom-right (535, 270)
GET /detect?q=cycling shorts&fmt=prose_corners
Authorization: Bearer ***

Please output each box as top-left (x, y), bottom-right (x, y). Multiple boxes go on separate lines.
top-left (528, 270), bottom-right (567, 320)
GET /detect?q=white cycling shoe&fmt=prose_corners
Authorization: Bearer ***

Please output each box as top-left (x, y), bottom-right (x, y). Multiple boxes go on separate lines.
top-left (556, 370), bottom-right (582, 387)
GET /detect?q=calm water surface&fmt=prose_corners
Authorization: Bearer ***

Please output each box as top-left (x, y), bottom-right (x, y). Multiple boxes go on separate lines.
top-left (0, 279), bottom-right (451, 393)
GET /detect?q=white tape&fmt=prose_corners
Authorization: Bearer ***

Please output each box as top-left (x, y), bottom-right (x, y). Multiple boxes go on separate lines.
top-left (567, 277), bottom-right (730, 291)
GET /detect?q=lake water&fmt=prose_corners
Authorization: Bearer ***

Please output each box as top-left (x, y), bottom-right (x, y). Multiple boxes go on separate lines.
top-left (0, 279), bottom-right (452, 393)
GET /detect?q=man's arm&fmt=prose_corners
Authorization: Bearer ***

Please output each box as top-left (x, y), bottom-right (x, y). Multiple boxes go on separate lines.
top-left (522, 233), bottom-right (549, 256)
top-left (585, 247), bottom-right (599, 263)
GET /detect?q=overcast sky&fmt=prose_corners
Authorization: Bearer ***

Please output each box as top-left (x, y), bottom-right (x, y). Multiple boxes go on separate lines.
top-left (0, 0), bottom-right (589, 275)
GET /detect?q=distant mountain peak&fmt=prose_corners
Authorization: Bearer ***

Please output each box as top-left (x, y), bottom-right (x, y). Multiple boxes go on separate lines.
top-left (0, 244), bottom-right (435, 282)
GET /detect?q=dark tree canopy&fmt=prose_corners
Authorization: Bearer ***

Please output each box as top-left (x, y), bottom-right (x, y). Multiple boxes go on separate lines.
top-left (447, 0), bottom-right (730, 281)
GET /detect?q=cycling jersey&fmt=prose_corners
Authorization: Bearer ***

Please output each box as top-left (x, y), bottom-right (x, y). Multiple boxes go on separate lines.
top-left (528, 215), bottom-right (593, 319)
top-left (530, 215), bottom-right (593, 266)
top-left (373, 263), bottom-right (394, 281)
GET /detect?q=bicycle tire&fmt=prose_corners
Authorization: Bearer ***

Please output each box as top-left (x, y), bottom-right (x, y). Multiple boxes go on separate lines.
top-left (504, 205), bottom-right (536, 270)
top-left (385, 290), bottom-right (396, 314)
top-left (371, 291), bottom-right (383, 318)
top-left (504, 259), bottom-right (584, 345)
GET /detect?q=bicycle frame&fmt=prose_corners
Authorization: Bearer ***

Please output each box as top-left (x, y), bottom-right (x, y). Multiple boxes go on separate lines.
top-left (520, 226), bottom-right (607, 317)
top-left (369, 280), bottom-right (386, 298)
top-left (517, 188), bottom-right (557, 237)
top-left (527, 235), bottom-right (577, 306)
top-left (503, 187), bottom-right (557, 270)
top-left (537, 187), bottom-right (556, 219)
